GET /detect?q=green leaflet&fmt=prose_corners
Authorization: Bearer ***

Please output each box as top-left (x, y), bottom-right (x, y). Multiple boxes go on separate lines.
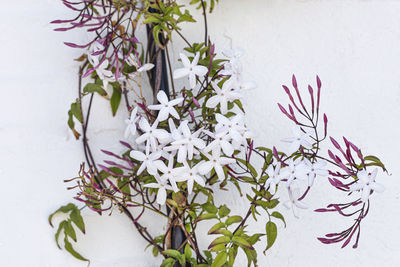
top-left (271, 211), bottom-right (286, 227)
top-left (64, 236), bottom-right (89, 262)
top-left (49, 203), bottom-right (87, 261)
top-left (110, 83), bottom-right (122, 116)
top-left (83, 83), bottom-right (107, 96)
top-left (211, 251), bottom-right (227, 267)
top-left (70, 209), bottom-right (85, 234)
top-left (265, 221), bottom-right (277, 251)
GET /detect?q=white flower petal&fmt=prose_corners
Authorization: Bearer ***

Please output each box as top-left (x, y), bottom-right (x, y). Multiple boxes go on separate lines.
top-left (157, 187), bottom-right (167, 205)
top-left (173, 68), bottom-right (190, 79)
top-left (130, 151), bottom-right (146, 161)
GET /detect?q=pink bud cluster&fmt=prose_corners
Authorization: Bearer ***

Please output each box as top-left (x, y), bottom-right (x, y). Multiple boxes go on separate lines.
top-left (51, 0), bottom-right (141, 81)
top-left (277, 75), bottom-right (386, 248)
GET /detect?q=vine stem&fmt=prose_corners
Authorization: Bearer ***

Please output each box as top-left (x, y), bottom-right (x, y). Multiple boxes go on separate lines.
top-left (77, 64), bottom-right (165, 256)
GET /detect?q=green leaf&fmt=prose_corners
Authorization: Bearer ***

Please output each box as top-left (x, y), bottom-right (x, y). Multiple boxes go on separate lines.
top-left (83, 83), bottom-right (107, 96)
top-left (203, 250), bottom-right (213, 263)
top-left (271, 211), bottom-right (286, 227)
top-left (163, 249), bottom-right (185, 265)
top-left (152, 246), bottom-right (159, 257)
top-left (49, 203), bottom-right (76, 227)
top-left (64, 220), bottom-right (77, 242)
top-left (265, 221), bottom-right (277, 251)
top-left (67, 110), bottom-right (80, 139)
top-left (184, 244), bottom-right (192, 260)
top-left (225, 216), bottom-right (242, 226)
top-left (208, 222), bottom-right (225, 235)
top-left (235, 158), bottom-right (258, 178)
top-left (243, 247), bottom-right (257, 267)
top-left (64, 235), bottom-right (89, 261)
top-left (110, 84), bottom-right (122, 116)
top-left (248, 233), bottom-right (265, 245)
top-left (211, 251), bottom-right (227, 267)
top-left (232, 236), bottom-right (254, 250)
top-left (70, 101), bottom-right (83, 123)
top-left (265, 199), bottom-right (279, 209)
top-left (212, 229), bottom-right (233, 238)
top-left (55, 221), bottom-right (67, 249)
top-left (202, 202), bottom-right (218, 214)
top-left (218, 205), bottom-right (231, 218)
top-left (117, 177), bottom-right (131, 201)
top-left (161, 257), bottom-right (175, 267)
top-left (209, 236), bottom-right (231, 249)
top-left (210, 244), bottom-right (227, 252)
top-left (364, 155), bottom-right (387, 171)
top-left (227, 247), bottom-right (235, 267)
top-left (70, 209), bottom-right (85, 234)
top-left (194, 213), bottom-right (218, 223)
top-left (162, 249), bottom-right (181, 259)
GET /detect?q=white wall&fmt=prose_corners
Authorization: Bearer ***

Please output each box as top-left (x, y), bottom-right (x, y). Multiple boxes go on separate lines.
top-left (1, 0), bottom-right (399, 266)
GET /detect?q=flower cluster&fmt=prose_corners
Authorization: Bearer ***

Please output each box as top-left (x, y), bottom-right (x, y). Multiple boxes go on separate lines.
top-left (121, 48), bottom-right (256, 205)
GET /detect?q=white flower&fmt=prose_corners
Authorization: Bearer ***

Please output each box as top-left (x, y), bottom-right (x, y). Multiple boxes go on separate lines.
top-left (349, 169), bottom-right (384, 203)
top-left (297, 159), bottom-right (329, 187)
top-left (215, 113), bottom-right (246, 143)
top-left (203, 129), bottom-right (234, 156)
top-left (206, 80), bottom-right (241, 114)
top-left (222, 47), bottom-right (245, 64)
top-left (148, 91), bottom-right (183, 121)
top-left (129, 148), bottom-right (162, 175)
top-left (138, 63), bottom-right (154, 72)
top-left (167, 121), bottom-right (205, 163)
top-left (144, 174), bottom-right (173, 205)
top-left (232, 128), bottom-right (254, 151)
top-left (123, 51), bottom-right (154, 73)
top-left (168, 118), bottom-right (184, 142)
top-left (283, 187), bottom-right (308, 218)
top-left (173, 52), bottom-right (208, 89)
top-left (135, 118), bottom-right (170, 151)
top-left (88, 41), bottom-right (104, 66)
top-left (280, 158), bottom-right (304, 187)
top-left (232, 77), bottom-right (257, 92)
top-left (265, 163), bottom-right (283, 194)
top-left (281, 125), bottom-right (313, 153)
top-left (87, 42), bottom-right (117, 89)
top-left (124, 107), bottom-right (140, 138)
top-left (127, 60), bottom-right (154, 78)
top-left (154, 153), bottom-right (185, 192)
top-left (177, 162), bottom-right (205, 195)
top-left (198, 149), bottom-right (235, 181)
top-left (95, 59), bottom-right (116, 89)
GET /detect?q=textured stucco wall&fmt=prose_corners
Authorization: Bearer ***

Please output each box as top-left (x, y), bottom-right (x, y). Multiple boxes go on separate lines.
top-left (1, 0), bottom-right (399, 266)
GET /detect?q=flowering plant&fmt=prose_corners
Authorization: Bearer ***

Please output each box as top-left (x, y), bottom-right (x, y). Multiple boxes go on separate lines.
top-left (49, 1), bottom-right (387, 266)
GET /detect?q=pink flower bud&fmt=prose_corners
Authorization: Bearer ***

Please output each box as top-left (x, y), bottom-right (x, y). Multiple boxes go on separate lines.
top-left (192, 97), bottom-right (200, 107)
top-left (330, 137), bottom-right (341, 149)
top-left (292, 74), bottom-right (298, 89)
